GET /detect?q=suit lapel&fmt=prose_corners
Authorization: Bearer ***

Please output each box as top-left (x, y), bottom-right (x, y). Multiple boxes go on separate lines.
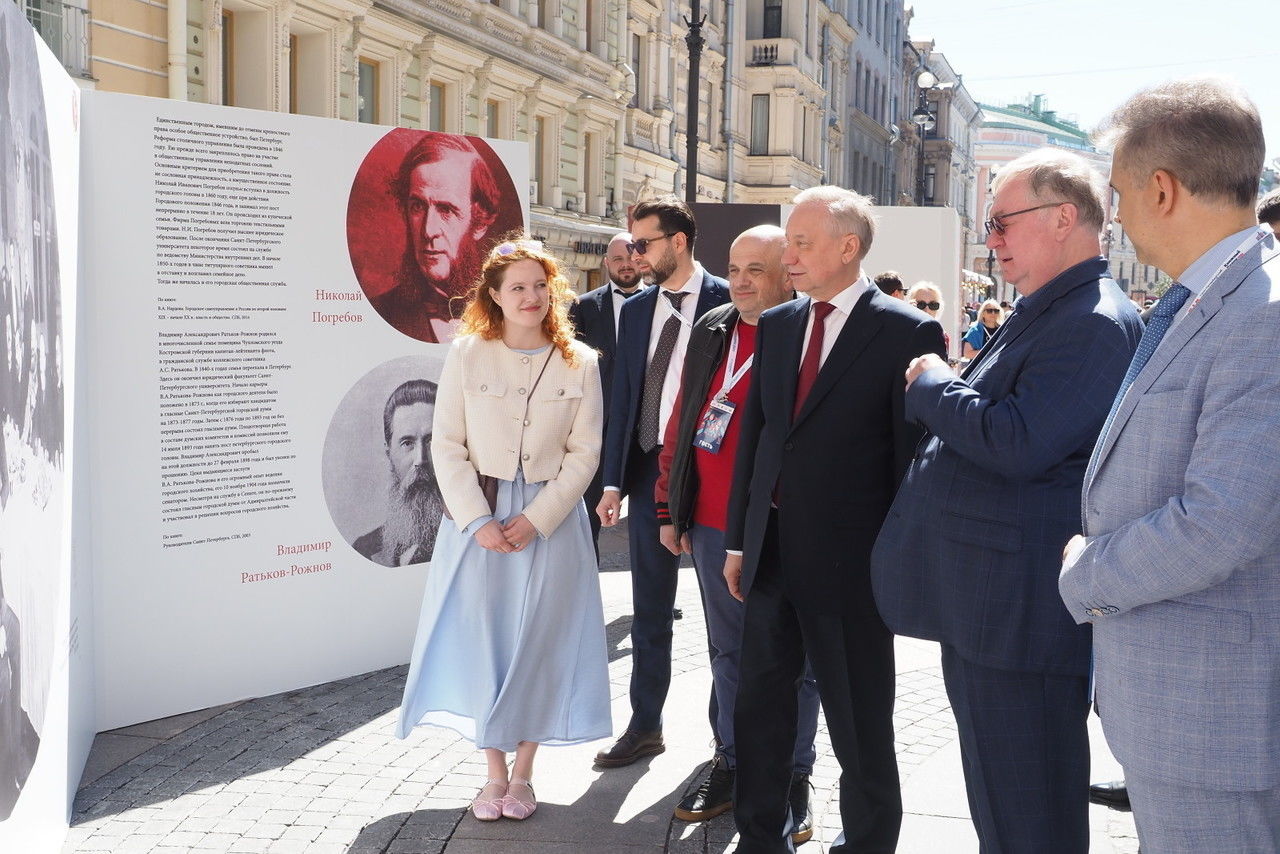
top-left (694, 270), bottom-right (725, 319)
top-left (601, 288), bottom-right (618, 352)
top-left (790, 289), bottom-right (883, 430)
top-left (1089, 240), bottom-right (1274, 478)
top-left (772, 298), bottom-right (809, 421)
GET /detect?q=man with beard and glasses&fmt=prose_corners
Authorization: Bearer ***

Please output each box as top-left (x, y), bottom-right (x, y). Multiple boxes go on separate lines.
top-left (570, 231), bottom-right (645, 555)
top-left (354, 379), bottom-right (445, 566)
top-left (371, 135), bottom-right (500, 343)
top-left (595, 196), bottom-right (729, 768)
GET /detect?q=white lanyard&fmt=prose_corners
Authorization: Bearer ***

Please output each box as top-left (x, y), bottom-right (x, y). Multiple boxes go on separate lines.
top-left (1184, 226), bottom-right (1271, 317)
top-left (716, 323), bottom-right (753, 400)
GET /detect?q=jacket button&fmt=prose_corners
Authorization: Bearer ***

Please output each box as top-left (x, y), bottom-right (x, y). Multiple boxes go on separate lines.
top-left (480, 384), bottom-right (487, 392)
top-left (523, 419), bottom-right (530, 426)
top-left (518, 387), bottom-right (526, 395)
top-left (784, 442), bottom-right (794, 450)
top-left (557, 389), bottom-right (564, 396)
top-left (522, 356), bottom-right (530, 364)
top-left (522, 453), bottom-right (530, 461)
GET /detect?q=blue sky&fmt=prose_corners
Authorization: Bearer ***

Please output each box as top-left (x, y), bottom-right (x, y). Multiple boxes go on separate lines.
top-left (905, 0), bottom-right (1280, 166)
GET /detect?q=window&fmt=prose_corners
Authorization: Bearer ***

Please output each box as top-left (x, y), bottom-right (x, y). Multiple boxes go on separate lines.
top-left (536, 0), bottom-right (548, 28)
top-left (585, 0), bottom-right (596, 52)
top-left (925, 164), bottom-right (936, 204)
top-left (221, 10), bottom-right (234, 106)
top-left (630, 34), bottom-right (642, 108)
top-left (854, 60), bottom-right (862, 110)
top-left (763, 0), bottom-right (781, 39)
top-left (428, 82), bottom-right (444, 131)
top-left (357, 59), bottom-right (379, 124)
top-left (486, 99), bottom-right (500, 138)
top-left (534, 116), bottom-right (546, 203)
top-left (583, 131), bottom-right (599, 212)
top-left (750, 94), bottom-right (769, 155)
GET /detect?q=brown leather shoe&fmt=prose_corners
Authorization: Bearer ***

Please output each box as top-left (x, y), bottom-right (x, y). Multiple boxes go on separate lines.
top-left (594, 729), bottom-right (665, 768)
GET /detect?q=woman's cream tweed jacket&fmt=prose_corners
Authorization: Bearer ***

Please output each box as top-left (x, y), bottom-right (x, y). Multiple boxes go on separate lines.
top-left (432, 333), bottom-right (602, 538)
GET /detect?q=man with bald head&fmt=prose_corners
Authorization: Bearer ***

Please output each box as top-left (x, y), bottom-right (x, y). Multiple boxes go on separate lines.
top-left (654, 225), bottom-right (817, 842)
top-left (570, 232), bottom-right (644, 553)
top-left (725, 189), bottom-right (945, 852)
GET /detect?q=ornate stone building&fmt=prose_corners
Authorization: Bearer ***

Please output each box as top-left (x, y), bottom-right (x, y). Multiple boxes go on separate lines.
top-left (31, 0), bottom-right (965, 286)
top-left (975, 97), bottom-right (1159, 299)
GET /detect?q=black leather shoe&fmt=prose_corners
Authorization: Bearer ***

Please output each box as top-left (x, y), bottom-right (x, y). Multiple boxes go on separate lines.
top-left (594, 729), bottom-right (665, 768)
top-left (789, 772), bottom-right (813, 846)
top-left (1089, 780), bottom-right (1131, 811)
top-left (674, 755), bottom-right (735, 821)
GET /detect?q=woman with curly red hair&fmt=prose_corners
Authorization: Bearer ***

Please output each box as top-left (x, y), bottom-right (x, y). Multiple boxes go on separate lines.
top-left (396, 236), bottom-right (610, 822)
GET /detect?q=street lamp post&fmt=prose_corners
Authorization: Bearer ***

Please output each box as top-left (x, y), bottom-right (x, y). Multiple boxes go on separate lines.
top-left (911, 70), bottom-right (937, 206)
top-left (684, 0), bottom-right (706, 206)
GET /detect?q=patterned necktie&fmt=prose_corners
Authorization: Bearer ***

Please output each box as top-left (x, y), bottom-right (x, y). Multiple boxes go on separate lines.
top-left (1097, 282), bottom-right (1192, 441)
top-left (793, 301), bottom-right (835, 421)
top-left (637, 290), bottom-right (688, 452)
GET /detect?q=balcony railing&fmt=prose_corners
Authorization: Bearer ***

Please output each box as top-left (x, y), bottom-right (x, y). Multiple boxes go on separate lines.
top-left (20, 0), bottom-right (91, 78)
top-left (745, 38), bottom-right (820, 82)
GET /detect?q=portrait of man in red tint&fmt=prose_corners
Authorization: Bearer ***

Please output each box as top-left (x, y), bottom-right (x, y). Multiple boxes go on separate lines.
top-left (347, 129), bottom-right (523, 343)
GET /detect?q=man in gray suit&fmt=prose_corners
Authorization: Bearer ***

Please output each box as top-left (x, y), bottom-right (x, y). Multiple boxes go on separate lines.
top-left (1059, 76), bottom-right (1280, 850)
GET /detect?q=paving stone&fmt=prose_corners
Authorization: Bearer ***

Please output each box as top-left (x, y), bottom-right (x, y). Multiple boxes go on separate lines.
top-left (66, 556), bottom-right (1138, 854)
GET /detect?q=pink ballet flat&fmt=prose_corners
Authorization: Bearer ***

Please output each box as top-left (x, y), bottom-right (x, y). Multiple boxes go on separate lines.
top-left (501, 778), bottom-right (537, 820)
top-left (471, 779), bottom-right (508, 821)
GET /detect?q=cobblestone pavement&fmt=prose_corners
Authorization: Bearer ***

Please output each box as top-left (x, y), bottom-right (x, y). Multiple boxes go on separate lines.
top-left (63, 523), bottom-right (1138, 853)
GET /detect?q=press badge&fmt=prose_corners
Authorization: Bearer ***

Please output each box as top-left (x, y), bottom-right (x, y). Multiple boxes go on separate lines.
top-left (693, 398), bottom-right (736, 453)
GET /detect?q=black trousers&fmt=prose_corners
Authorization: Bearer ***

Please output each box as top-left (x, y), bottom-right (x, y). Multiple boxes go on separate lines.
top-left (583, 459), bottom-right (603, 563)
top-left (734, 515), bottom-right (901, 853)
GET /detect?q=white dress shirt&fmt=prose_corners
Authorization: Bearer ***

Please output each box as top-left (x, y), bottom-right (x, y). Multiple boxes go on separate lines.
top-left (610, 282), bottom-right (644, 332)
top-left (798, 275), bottom-right (873, 370)
top-left (646, 263), bottom-right (704, 445)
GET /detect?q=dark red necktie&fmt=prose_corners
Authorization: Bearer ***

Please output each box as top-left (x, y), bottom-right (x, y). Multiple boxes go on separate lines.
top-left (793, 301), bottom-right (835, 421)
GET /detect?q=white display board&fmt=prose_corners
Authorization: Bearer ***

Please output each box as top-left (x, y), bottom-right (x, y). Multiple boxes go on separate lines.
top-left (80, 93), bottom-right (529, 730)
top-left (0, 2), bottom-right (85, 848)
top-left (861, 206), bottom-right (964, 357)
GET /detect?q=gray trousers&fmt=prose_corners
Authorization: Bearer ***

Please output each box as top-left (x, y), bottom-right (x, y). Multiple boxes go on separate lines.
top-left (1128, 773), bottom-right (1280, 853)
top-left (688, 523), bottom-right (819, 771)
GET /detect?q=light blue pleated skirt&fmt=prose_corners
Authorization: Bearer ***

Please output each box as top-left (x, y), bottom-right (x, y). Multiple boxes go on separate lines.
top-left (396, 472), bottom-right (611, 752)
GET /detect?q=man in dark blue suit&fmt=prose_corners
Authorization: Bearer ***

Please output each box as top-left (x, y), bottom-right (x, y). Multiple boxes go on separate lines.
top-left (870, 149), bottom-right (1142, 853)
top-left (723, 187), bottom-right (945, 853)
top-left (595, 196), bottom-right (730, 767)
top-left (569, 232), bottom-right (644, 555)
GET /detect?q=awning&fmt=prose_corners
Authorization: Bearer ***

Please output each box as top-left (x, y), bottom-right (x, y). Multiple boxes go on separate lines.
top-left (962, 269), bottom-right (994, 287)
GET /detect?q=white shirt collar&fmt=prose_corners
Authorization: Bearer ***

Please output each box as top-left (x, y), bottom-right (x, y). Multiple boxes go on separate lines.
top-left (664, 262), bottom-right (704, 297)
top-left (819, 275), bottom-right (872, 315)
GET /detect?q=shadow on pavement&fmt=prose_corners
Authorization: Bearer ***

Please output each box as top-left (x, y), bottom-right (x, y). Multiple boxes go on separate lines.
top-left (420, 755), bottom-right (703, 853)
top-left (346, 808), bottom-right (463, 854)
top-left (72, 665), bottom-right (410, 825)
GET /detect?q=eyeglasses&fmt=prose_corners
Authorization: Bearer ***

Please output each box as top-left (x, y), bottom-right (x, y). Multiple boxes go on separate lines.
top-left (626, 233), bottom-right (675, 255)
top-left (915, 300), bottom-right (941, 311)
top-left (983, 202), bottom-right (1066, 237)
top-left (983, 308), bottom-right (1000, 314)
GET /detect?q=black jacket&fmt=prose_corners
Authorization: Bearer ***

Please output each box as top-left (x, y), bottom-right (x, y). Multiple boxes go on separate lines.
top-left (657, 302), bottom-right (740, 534)
top-left (724, 288), bottom-right (945, 615)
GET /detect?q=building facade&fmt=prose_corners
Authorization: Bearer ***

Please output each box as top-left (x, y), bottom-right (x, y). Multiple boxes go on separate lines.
top-left (975, 96), bottom-right (1159, 300)
top-left (25, 0), bottom-right (996, 289)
